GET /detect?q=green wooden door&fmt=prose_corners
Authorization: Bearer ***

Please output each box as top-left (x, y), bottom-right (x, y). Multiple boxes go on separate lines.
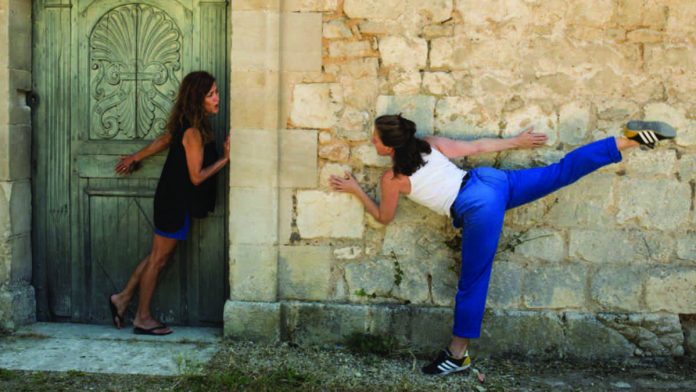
top-left (32, 0), bottom-right (229, 326)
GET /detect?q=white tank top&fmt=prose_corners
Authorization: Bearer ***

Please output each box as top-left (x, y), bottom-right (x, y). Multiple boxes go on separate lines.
top-left (406, 148), bottom-right (466, 217)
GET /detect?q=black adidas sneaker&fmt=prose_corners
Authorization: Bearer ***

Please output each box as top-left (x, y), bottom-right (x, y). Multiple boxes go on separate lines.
top-left (421, 348), bottom-right (471, 376)
top-left (623, 120), bottom-right (677, 149)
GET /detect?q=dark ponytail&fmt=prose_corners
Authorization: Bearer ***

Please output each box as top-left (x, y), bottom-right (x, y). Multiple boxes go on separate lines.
top-left (375, 114), bottom-right (431, 176)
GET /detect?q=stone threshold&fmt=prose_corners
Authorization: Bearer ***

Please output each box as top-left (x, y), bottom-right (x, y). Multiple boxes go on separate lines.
top-left (0, 322), bottom-right (222, 375)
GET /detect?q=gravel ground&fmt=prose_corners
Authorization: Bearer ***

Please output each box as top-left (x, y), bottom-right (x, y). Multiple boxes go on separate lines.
top-left (1, 340), bottom-right (695, 391)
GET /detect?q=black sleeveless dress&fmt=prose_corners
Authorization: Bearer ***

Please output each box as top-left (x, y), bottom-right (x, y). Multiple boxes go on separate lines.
top-left (153, 121), bottom-right (218, 233)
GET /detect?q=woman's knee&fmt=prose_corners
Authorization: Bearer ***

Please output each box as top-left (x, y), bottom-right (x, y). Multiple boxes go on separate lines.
top-left (147, 252), bottom-right (171, 270)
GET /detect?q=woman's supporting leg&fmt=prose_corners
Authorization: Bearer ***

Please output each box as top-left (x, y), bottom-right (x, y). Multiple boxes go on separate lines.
top-left (505, 137), bottom-right (623, 210)
top-left (133, 234), bottom-right (178, 333)
top-left (449, 168), bottom-right (510, 356)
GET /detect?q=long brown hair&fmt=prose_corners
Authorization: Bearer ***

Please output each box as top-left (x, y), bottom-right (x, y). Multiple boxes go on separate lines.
top-left (166, 71), bottom-right (216, 142)
top-left (375, 114), bottom-right (431, 176)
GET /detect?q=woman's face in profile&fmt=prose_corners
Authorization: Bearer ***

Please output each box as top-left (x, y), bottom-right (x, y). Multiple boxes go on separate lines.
top-left (203, 83), bottom-right (219, 115)
top-left (371, 128), bottom-right (393, 157)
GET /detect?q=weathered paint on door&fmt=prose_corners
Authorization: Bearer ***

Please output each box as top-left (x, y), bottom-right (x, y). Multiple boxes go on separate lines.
top-left (32, 0), bottom-right (229, 326)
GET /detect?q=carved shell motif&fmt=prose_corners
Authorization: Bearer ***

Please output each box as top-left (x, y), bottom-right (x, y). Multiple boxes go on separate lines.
top-left (90, 4), bottom-right (182, 139)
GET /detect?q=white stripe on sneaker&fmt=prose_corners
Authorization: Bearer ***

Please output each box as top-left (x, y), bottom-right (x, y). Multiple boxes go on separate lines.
top-left (443, 360), bottom-right (459, 369)
top-left (638, 132), bottom-right (650, 144)
top-left (646, 130), bottom-right (658, 143)
top-left (437, 364), bottom-right (450, 372)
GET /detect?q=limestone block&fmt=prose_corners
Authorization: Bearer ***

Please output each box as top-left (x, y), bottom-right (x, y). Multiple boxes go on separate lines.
top-left (590, 266), bottom-right (643, 312)
top-left (319, 162), bottom-right (352, 190)
top-left (283, 0), bottom-right (338, 12)
top-left (627, 29), bottom-right (663, 44)
top-left (296, 190), bottom-right (364, 238)
top-left (677, 232), bottom-right (696, 261)
top-left (279, 245), bottom-right (332, 300)
top-left (407, 0), bottom-right (453, 23)
top-left (281, 12), bottom-right (322, 72)
top-left (8, 233), bottom-right (30, 282)
top-left (487, 261), bottom-right (523, 309)
top-left (7, 0), bottom-right (30, 71)
top-left (278, 189), bottom-right (293, 245)
top-left (0, 125), bottom-right (30, 181)
top-left (644, 102), bottom-right (696, 147)
top-left (434, 97), bottom-right (497, 139)
top-left (512, 228), bottom-right (565, 263)
top-left (0, 283), bottom-right (35, 330)
top-left (229, 186), bottom-right (277, 244)
top-left (328, 40), bottom-right (373, 58)
top-left (503, 105), bottom-right (557, 146)
top-left (280, 129), bottom-right (318, 188)
top-left (351, 144), bottom-right (391, 167)
top-left (566, 0), bottom-right (614, 27)
top-left (616, 179), bottom-right (691, 230)
top-left (323, 20), bottom-right (352, 39)
top-left (230, 70), bottom-right (280, 129)
top-left (379, 36), bottom-right (427, 70)
top-left (476, 310), bottom-right (564, 358)
top-left (614, 0), bottom-right (667, 30)
top-left (343, 0), bottom-right (402, 19)
top-left (376, 95), bottom-right (436, 135)
top-left (229, 244), bottom-right (278, 301)
top-left (545, 175), bottom-right (615, 228)
top-left (427, 254), bottom-right (458, 307)
top-left (344, 258), bottom-right (412, 301)
top-left (563, 312), bottom-right (635, 359)
top-left (390, 70), bottom-right (422, 95)
top-left (318, 141), bottom-right (350, 162)
top-left (558, 103), bottom-right (590, 146)
top-left (325, 58), bottom-right (379, 79)
top-left (340, 77), bottom-right (380, 111)
top-left (7, 69), bottom-right (30, 125)
top-left (333, 246), bottom-right (362, 260)
top-left (231, 11), bottom-right (280, 71)
top-left (409, 306), bottom-right (453, 353)
top-left (645, 268), bottom-right (696, 313)
top-left (523, 264), bottom-right (587, 309)
top-left (336, 108), bottom-right (370, 141)
top-left (232, 0), bottom-right (280, 11)
top-left (622, 149), bottom-right (677, 177)
top-left (0, 180), bottom-right (30, 236)
top-left (456, 0), bottom-right (532, 27)
top-left (422, 72), bottom-right (454, 96)
top-left (678, 153), bottom-right (696, 182)
top-left (596, 99), bottom-right (640, 123)
top-left (569, 229), bottom-right (675, 264)
top-left (223, 300), bottom-right (280, 343)
top-left (429, 37), bottom-right (453, 69)
top-left (283, 302), bottom-right (369, 345)
top-left (290, 83), bottom-right (343, 129)
top-left (422, 24), bottom-right (454, 40)
top-left (684, 317), bottom-right (696, 355)
top-left (598, 313), bottom-right (685, 356)
top-left (666, 0), bottom-right (696, 35)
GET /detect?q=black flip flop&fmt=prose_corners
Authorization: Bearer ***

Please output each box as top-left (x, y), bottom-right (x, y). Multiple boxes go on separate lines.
top-left (108, 294), bottom-right (125, 329)
top-left (133, 324), bottom-right (173, 336)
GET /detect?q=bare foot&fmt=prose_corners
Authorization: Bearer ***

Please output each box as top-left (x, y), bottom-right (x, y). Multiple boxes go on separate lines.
top-left (109, 294), bottom-right (127, 329)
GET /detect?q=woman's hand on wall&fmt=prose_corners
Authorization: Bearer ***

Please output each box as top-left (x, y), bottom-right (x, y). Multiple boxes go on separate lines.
top-left (513, 127), bottom-right (547, 149)
top-left (114, 155), bottom-right (140, 175)
top-left (329, 171), bottom-right (361, 195)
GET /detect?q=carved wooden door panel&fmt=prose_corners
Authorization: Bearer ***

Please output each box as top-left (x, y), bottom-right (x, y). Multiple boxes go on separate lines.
top-left (33, 0), bottom-right (229, 326)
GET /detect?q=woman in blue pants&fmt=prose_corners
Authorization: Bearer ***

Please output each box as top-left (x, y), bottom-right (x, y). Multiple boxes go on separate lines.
top-left (330, 115), bottom-right (675, 376)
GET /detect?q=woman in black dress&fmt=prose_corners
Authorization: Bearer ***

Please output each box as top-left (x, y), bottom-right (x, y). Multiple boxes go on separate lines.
top-left (109, 71), bottom-right (230, 335)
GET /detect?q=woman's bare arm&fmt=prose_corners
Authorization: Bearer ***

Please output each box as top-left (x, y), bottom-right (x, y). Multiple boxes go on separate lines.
top-left (329, 170), bottom-right (404, 225)
top-left (115, 133), bottom-right (172, 175)
top-left (182, 128), bottom-right (230, 186)
top-left (425, 127), bottom-right (547, 159)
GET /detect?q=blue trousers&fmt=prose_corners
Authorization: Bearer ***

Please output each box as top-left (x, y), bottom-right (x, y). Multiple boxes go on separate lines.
top-left (449, 137), bottom-right (622, 338)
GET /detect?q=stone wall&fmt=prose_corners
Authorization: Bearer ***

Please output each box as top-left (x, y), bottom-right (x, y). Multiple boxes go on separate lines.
top-left (227, 0), bottom-right (696, 357)
top-left (0, 0), bottom-right (36, 332)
